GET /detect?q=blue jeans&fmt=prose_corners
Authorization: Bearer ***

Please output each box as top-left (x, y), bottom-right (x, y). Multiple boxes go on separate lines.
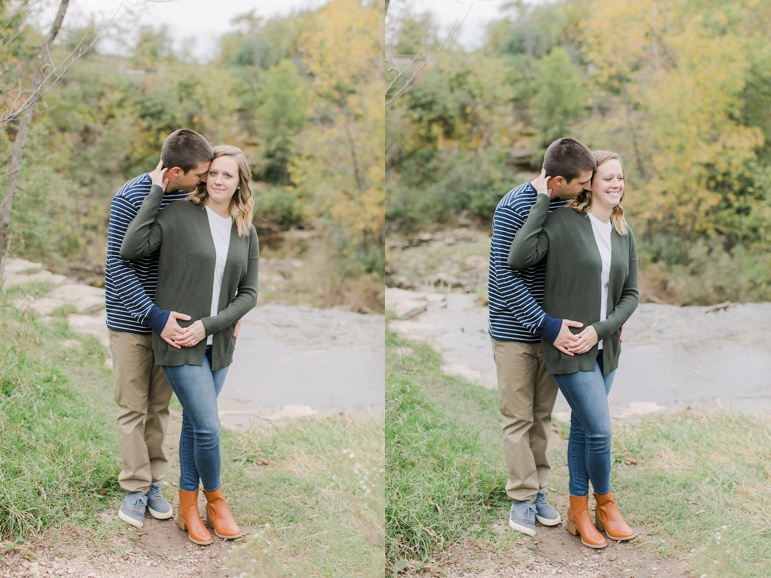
top-left (553, 354), bottom-right (616, 497)
top-left (162, 347), bottom-right (229, 492)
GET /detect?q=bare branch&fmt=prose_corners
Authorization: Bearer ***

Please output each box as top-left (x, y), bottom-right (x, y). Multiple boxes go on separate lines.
top-left (0, 8), bottom-right (114, 129)
top-left (385, 5), bottom-right (469, 107)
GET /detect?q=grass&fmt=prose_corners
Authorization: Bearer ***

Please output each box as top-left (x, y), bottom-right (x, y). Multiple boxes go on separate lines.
top-left (385, 330), bottom-right (516, 574)
top-left (0, 293), bottom-right (121, 540)
top-left (223, 415), bottom-right (384, 577)
top-left (385, 327), bottom-right (771, 578)
top-left (0, 285), bottom-right (385, 576)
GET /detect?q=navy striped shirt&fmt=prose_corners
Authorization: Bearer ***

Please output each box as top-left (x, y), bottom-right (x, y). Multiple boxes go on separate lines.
top-left (488, 182), bottom-right (564, 343)
top-left (105, 174), bottom-right (188, 334)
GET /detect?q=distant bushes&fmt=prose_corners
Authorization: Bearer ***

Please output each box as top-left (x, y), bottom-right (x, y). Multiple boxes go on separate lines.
top-left (387, 148), bottom-right (524, 232)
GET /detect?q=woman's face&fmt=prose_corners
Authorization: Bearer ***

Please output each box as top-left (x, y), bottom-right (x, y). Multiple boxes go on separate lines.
top-left (206, 155), bottom-right (240, 207)
top-left (590, 159), bottom-right (624, 211)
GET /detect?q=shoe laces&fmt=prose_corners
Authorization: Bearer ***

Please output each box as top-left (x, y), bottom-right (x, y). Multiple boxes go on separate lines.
top-left (130, 493), bottom-right (147, 509)
top-left (514, 501), bottom-right (536, 521)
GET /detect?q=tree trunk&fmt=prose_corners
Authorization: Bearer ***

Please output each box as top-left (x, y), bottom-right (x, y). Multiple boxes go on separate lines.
top-left (0, 0), bottom-right (70, 282)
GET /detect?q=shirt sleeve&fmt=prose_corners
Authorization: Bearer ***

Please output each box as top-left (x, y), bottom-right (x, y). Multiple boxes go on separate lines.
top-left (107, 193), bottom-right (168, 332)
top-left (491, 196), bottom-right (562, 341)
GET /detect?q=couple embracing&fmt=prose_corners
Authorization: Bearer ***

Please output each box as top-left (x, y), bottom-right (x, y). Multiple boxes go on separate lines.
top-left (105, 129), bottom-right (258, 545)
top-left (489, 137), bottom-right (638, 549)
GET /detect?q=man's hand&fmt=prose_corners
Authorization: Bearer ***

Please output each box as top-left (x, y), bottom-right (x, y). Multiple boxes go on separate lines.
top-left (554, 319), bottom-right (582, 356)
top-left (176, 320), bottom-right (206, 348)
top-left (568, 325), bottom-right (599, 355)
top-left (531, 168), bottom-right (553, 198)
top-left (161, 311), bottom-right (191, 349)
top-left (150, 158), bottom-right (169, 191)
top-left (234, 319), bottom-right (242, 339)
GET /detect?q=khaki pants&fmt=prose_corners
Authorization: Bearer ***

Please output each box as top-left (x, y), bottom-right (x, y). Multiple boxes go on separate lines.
top-left (109, 330), bottom-right (173, 494)
top-left (491, 338), bottom-right (558, 502)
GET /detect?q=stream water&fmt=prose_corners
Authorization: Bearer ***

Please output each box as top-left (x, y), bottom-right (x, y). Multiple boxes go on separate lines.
top-left (388, 289), bottom-right (771, 420)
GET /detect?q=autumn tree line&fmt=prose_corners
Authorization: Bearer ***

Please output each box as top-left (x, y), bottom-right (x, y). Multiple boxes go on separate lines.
top-left (1, 0), bottom-right (384, 311)
top-left (386, 0), bottom-right (771, 304)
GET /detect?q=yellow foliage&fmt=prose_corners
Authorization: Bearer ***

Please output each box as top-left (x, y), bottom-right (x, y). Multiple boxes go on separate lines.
top-left (294, 0), bottom-right (384, 266)
top-left (580, 0), bottom-right (765, 239)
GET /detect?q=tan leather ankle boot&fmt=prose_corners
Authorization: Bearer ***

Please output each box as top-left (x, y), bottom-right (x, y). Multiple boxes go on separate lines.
top-left (177, 489), bottom-right (212, 545)
top-left (566, 495), bottom-right (606, 549)
top-left (594, 491), bottom-right (636, 541)
top-left (203, 487), bottom-right (243, 539)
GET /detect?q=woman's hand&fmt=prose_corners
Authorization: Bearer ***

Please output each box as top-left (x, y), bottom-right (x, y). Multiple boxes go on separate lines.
top-left (150, 159), bottom-right (169, 191)
top-left (567, 325), bottom-right (599, 355)
top-left (176, 320), bottom-right (206, 348)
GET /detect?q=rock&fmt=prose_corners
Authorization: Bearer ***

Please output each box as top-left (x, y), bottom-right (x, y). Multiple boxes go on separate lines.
top-left (391, 299), bottom-right (427, 320)
top-left (67, 314), bottom-right (109, 348)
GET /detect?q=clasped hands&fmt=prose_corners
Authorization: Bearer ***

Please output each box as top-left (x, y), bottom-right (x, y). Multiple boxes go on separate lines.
top-left (554, 320), bottom-right (598, 357)
top-left (161, 312), bottom-right (203, 349)
top-left (161, 313), bottom-right (242, 349)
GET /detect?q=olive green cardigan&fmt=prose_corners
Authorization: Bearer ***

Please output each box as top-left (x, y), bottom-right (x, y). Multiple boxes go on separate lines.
top-left (121, 184), bottom-right (259, 371)
top-left (507, 194), bottom-right (638, 375)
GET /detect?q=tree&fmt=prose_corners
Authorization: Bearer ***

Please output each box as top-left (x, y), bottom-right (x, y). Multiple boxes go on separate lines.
top-left (295, 0), bottom-right (384, 273)
top-left (531, 46), bottom-right (585, 148)
top-left (1, 0), bottom-right (73, 280)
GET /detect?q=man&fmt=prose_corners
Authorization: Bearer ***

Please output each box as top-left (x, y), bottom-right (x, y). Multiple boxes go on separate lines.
top-left (105, 129), bottom-right (213, 528)
top-left (488, 137), bottom-right (596, 536)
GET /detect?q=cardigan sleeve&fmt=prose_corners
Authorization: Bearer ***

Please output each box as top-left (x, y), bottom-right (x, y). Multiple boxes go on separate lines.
top-left (507, 194), bottom-right (551, 269)
top-left (120, 184), bottom-right (164, 260)
top-left (593, 228), bottom-right (639, 340)
top-left (118, 184), bottom-right (171, 334)
top-left (201, 227), bottom-right (259, 336)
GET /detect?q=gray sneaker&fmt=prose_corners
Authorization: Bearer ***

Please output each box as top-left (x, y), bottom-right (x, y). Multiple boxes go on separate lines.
top-left (508, 500), bottom-right (537, 536)
top-left (535, 490), bottom-right (561, 526)
top-left (118, 491), bottom-right (148, 528)
top-left (147, 483), bottom-right (173, 520)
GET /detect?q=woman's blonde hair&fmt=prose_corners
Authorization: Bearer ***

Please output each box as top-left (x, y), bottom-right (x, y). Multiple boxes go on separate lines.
top-left (188, 145), bottom-right (254, 237)
top-left (568, 150), bottom-right (628, 236)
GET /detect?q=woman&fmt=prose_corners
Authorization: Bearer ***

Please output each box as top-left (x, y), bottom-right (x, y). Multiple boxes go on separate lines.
top-left (507, 151), bottom-right (638, 549)
top-left (121, 145), bottom-right (259, 545)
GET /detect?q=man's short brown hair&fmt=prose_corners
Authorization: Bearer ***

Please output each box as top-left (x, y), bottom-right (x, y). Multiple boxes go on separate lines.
top-left (161, 129), bottom-right (214, 173)
top-left (542, 137), bottom-right (596, 182)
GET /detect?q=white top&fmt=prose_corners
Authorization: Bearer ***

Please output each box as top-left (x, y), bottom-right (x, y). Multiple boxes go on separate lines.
top-left (205, 206), bottom-right (233, 346)
top-left (587, 212), bottom-right (612, 350)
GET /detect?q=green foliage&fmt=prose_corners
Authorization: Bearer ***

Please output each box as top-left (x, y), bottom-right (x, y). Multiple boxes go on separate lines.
top-left (640, 236), bottom-right (771, 305)
top-left (253, 59), bottom-right (308, 184)
top-left (386, 0), bottom-right (771, 303)
top-left (530, 47), bottom-right (585, 148)
top-left (253, 185), bottom-right (308, 229)
top-left (390, 10), bottom-right (439, 55)
top-left (3, 1), bottom-right (383, 309)
top-left (387, 148), bottom-right (516, 231)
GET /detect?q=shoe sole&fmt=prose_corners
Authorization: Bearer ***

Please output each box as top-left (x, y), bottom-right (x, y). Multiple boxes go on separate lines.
top-left (117, 509), bottom-right (144, 529)
top-left (148, 506), bottom-right (174, 520)
top-left (536, 514), bottom-right (562, 526)
top-left (508, 519), bottom-right (536, 537)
